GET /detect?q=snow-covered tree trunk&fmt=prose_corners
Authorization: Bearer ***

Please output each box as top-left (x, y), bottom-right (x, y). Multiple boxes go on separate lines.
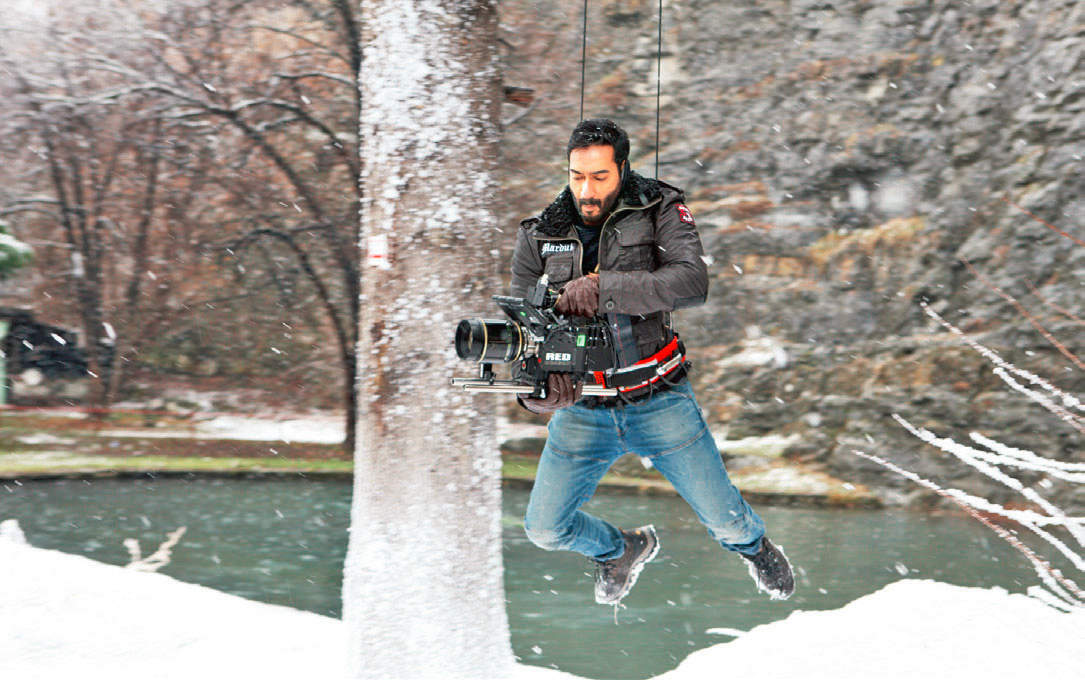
top-left (342, 2), bottom-right (514, 679)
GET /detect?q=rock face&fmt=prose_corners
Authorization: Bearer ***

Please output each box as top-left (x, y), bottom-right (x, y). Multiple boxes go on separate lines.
top-left (498, 0), bottom-right (1085, 512)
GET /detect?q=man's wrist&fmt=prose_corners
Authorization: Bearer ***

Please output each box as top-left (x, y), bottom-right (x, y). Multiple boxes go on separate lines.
top-left (597, 269), bottom-right (620, 314)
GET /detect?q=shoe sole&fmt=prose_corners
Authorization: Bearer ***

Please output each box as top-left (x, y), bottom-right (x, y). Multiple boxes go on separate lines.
top-left (596, 524), bottom-right (661, 605)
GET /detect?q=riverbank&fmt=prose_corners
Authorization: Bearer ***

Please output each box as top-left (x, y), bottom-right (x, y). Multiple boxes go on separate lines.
top-left (0, 409), bottom-right (879, 508)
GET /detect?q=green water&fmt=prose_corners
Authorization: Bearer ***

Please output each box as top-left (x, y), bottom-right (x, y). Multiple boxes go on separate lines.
top-left (0, 477), bottom-right (1038, 679)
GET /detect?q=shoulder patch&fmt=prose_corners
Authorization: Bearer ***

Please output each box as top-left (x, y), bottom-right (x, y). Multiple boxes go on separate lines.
top-left (676, 204), bottom-right (695, 225)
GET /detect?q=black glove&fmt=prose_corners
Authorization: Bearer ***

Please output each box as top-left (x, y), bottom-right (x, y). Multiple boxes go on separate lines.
top-left (518, 372), bottom-right (584, 414)
top-left (555, 273), bottom-right (600, 317)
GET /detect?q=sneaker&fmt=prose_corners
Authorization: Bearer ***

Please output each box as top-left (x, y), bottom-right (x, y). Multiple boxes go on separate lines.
top-left (740, 536), bottom-right (795, 600)
top-left (593, 525), bottom-right (660, 605)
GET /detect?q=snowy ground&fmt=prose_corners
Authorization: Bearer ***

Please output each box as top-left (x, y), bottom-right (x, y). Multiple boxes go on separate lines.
top-left (660, 580), bottom-right (1085, 679)
top-left (32, 409), bottom-right (544, 447)
top-left (96, 413), bottom-right (348, 444)
top-left (0, 521), bottom-right (347, 680)
top-left (2, 521), bottom-right (1082, 680)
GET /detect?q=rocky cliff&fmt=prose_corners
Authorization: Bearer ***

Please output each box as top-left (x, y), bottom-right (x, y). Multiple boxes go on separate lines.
top-left (497, 0), bottom-right (1085, 512)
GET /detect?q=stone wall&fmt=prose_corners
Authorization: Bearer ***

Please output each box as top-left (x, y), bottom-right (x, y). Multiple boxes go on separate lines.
top-left (498, 0), bottom-right (1085, 511)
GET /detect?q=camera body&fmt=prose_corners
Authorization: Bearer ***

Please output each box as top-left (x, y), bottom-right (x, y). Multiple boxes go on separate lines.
top-left (499, 295), bottom-right (615, 393)
top-left (452, 275), bottom-right (619, 399)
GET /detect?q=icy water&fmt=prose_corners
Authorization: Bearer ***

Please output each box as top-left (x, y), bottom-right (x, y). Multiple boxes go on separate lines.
top-left (1, 477), bottom-right (1038, 680)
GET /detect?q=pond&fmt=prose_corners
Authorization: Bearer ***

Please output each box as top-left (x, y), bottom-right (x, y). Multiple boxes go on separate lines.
top-left (0, 477), bottom-right (1038, 680)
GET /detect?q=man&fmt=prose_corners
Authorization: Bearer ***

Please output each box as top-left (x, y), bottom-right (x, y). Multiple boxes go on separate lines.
top-left (509, 119), bottom-right (794, 605)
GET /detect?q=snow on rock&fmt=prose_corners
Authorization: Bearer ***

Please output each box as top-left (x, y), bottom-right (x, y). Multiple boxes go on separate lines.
top-left (660, 579), bottom-right (1085, 680)
top-left (729, 463), bottom-right (865, 499)
top-left (711, 432), bottom-right (799, 458)
top-left (714, 335), bottom-right (790, 370)
top-left (0, 518), bottom-right (27, 544)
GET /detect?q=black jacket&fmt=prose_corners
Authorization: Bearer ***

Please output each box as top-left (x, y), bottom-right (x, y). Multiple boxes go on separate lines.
top-left (509, 170), bottom-right (709, 366)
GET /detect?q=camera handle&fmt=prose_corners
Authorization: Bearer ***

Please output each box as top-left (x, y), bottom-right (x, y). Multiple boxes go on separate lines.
top-left (450, 376), bottom-right (618, 397)
top-left (479, 363), bottom-right (495, 382)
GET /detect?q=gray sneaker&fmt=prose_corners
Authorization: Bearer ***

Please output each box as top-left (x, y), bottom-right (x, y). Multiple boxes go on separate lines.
top-left (593, 525), bottom-right (660, 605)
top-left (740, 536), bottom-right (795, 600)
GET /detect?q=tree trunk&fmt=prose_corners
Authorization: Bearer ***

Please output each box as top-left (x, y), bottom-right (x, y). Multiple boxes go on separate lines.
top-left (343, 351), bottom-right (357, 455)
top-left (342, 1), bottom-right (514, 679)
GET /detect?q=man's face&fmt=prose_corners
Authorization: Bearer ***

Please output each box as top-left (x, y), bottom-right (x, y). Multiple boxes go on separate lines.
top-left (569, 144), bottom-right (623, 226)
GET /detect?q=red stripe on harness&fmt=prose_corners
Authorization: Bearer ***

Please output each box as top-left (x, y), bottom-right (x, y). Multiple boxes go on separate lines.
top-left (633, 336), bottom-right (679, 367)
top-left (592, 336), bottom-right (684, 390)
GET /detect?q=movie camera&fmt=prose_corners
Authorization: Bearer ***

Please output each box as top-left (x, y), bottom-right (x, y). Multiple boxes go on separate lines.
top-left (450, 275), bottom-right (619, 399)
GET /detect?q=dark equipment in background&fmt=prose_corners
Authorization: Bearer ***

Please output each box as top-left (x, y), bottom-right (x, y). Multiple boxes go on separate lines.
top-left (0, 307), bottom-right (89, 379)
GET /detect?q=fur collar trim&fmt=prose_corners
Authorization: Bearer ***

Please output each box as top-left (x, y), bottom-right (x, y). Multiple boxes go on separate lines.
top-left (530, 169), bottom-right (663, 237)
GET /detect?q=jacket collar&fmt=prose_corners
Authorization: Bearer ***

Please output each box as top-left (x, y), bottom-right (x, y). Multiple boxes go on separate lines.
top-left (531, 169), bottom-right (663, 237)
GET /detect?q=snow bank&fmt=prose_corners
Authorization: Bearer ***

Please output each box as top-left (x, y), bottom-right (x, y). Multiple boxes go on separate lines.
top-left (661, 579), bottom-right (1085, 680)
top-left (0, 524), bottom-right (572, 680)
top-left (97, 414), bottom-right (347, 444)
top-left (2, 522), bottom-right (1081, 680)
top-left (194, 415), bottom-right (346, 444)
top-left (0, 527), bottom-right (347, 680)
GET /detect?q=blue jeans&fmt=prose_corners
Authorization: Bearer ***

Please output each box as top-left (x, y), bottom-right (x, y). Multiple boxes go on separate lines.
top-left (524, 381), bottom-right (765, 561)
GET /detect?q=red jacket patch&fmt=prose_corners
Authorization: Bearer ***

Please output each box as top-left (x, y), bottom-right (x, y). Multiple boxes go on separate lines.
top-left (676, 204), bottom-right (695, 225)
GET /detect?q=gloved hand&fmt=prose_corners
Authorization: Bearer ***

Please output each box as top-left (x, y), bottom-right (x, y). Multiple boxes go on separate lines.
top-left (555, 273), bottom-right (600, 317)
top-left (518, 372), bottom-right (584, 414)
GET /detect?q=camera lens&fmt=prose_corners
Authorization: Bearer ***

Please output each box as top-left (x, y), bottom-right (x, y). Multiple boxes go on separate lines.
top-left (455, 320), bottom-right (483, 360)
top-left (455, 319), bottom-right (523, 363)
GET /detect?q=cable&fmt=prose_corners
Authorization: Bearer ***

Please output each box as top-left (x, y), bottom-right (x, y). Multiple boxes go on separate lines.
top-left (578, 0), bottom-right (665, 170)
top-left (579, 0), bottom-right (588, 121)
top-left (651, 0), bottom-right (659, 177)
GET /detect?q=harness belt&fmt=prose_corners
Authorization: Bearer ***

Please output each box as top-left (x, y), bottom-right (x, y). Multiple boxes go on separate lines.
top-left (592, 335), bottom-right (686, 394)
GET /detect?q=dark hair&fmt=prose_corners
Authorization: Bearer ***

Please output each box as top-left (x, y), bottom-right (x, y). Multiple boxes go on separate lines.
top-left (566, 118), bottom-right (630, 167)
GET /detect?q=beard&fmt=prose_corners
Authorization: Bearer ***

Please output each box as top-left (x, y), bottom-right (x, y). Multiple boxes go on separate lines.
top-left (576, 185), bottom-right (620, 226)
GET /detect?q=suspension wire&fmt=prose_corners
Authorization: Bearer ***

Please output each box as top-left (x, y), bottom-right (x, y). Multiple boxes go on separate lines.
top-left (654, 0), bottom-right (663, 178)
top-left (579, 0), bottom-right (588, 121)
top-left (578, 0), bottom-right (665, 175)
